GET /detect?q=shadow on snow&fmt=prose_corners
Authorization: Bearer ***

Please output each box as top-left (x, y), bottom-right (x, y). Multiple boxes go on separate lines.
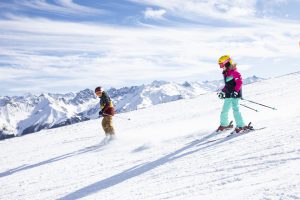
top-left (60, 131), bottom-right (244, 200)
top-left (0, 142), bottom-right (107, 178)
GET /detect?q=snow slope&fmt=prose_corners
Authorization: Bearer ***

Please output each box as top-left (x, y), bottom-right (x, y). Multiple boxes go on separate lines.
top-left (0, 72), bottom-right (299, 200)
top-left (0, 76), bottom-right (263, 137)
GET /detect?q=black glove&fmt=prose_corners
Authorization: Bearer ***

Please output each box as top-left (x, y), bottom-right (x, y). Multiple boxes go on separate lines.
top-left (230, 91), bottom-right (239, 98)
top-left (217, 91), bottom-right (225, 99)
top-left (99, 110), bottom-right (103, 116)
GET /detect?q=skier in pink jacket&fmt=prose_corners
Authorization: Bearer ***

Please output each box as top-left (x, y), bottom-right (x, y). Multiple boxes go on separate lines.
top-left (216, 55), bottom-right (250, 133)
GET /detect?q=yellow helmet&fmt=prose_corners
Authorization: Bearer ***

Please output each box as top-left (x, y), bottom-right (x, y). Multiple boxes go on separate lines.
top-left (218, 55), bottom-right (232, 68)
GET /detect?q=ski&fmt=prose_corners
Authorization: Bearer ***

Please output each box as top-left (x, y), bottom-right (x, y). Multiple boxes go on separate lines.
top-left (215, 121), bottom-right (234, 133)
top-left (227, 122), bottom-right (266, 137)
top-left (99, 135), bottom-right (115, 145)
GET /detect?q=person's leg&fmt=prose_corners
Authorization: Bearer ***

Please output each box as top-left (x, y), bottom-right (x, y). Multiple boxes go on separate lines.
top-left (232, 98), bottom-right (245, 127)
top-left (220, 98), bottom-right (232, 126)
top-left (102, 117), bottom-right (108, 135)
top-left (106, 116), bottom-right (115, 135)
top-left (102, 116), bottom-right (115, 135)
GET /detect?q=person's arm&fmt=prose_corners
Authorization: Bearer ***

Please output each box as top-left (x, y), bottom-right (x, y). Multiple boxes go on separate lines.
top-left (233, 71), bottom-right (243, 92)
top-left (101, 94), bottom-right (111, 115)
top-left (221, 71), bottom-right (227, 92)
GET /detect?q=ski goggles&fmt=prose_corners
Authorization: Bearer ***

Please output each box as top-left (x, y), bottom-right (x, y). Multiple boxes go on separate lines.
top-left (219, 59), bottom-right (231, 68)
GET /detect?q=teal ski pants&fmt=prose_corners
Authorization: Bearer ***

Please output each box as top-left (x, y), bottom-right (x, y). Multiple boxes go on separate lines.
top-left (220, 98), bottom-right (245, 127)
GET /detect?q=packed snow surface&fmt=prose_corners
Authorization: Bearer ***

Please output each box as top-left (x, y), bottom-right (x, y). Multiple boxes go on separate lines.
top-left (0, 72), bottom-right (299, 199)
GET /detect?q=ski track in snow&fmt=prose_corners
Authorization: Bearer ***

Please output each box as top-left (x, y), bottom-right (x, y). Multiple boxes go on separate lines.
top-left (1, 72), bottom-right (300, 200)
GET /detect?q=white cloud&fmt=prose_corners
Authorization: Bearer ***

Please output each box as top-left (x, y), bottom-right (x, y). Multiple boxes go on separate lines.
top-left (0, 13), bottom-right (300, 95)
top-left (14, 0), bottom-right (105, 16)
top-left (144, 8), bottom-right (166, 19)
top-left (55, 0), bottom-right (104, 14)
top-left (130, 0), bottom-right (257, 22)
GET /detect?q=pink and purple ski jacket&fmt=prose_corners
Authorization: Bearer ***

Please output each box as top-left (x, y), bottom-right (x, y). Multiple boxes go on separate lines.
top-left (222, 68), bottom-right (243, 98)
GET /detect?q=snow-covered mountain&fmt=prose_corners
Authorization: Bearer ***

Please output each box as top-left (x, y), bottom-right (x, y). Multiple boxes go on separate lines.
top-left (0, 72), bottom-right (299, 199)
top-left (0, 76), bottom-right (263, 138)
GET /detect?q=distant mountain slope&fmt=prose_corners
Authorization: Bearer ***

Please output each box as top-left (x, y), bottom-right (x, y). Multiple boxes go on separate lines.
top-left (0, 76), bottom-right (263, 138)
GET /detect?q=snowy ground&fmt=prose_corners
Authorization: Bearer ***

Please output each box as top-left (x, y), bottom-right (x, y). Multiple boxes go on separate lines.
top-left (1, 72), bottom-right (300, 200)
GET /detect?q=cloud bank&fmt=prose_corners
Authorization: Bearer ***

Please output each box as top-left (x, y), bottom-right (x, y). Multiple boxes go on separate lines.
top-left (0, 0), bottom-right (299, 95)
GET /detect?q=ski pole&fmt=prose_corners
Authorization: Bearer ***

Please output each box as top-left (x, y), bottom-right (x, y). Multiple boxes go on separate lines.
top-left (240, 104), bottom-right (259, 112)
top-left (241, 98), bottom-right (277, 110)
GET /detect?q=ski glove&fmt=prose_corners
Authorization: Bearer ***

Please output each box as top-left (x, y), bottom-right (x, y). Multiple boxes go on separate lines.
top-left (217, 92), bottom-right (225, 99)
top-left (99, 110), bottom-right (103, 116)
top-left (230, 91), bottom-right (239, 98)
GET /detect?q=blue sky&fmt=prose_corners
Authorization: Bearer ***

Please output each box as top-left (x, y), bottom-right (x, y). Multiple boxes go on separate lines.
top-left (0, 0), bottom-right (300, 95)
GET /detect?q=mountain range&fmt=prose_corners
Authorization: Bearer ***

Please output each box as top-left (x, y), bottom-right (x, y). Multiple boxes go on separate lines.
top-left (0, 76), bottom-right (263, 139)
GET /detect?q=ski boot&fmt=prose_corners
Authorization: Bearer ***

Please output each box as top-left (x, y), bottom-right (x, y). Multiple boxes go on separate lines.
top-left (234, 122), bottom-right (254, 133)
top-left (216, 121), bottom-right (233, 132)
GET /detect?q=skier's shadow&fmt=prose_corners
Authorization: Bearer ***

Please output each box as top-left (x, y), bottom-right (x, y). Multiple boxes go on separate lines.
top-left (60, 131), bottom-right (237, 200)
top-left (0, 142), bottom-right (107, 178)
